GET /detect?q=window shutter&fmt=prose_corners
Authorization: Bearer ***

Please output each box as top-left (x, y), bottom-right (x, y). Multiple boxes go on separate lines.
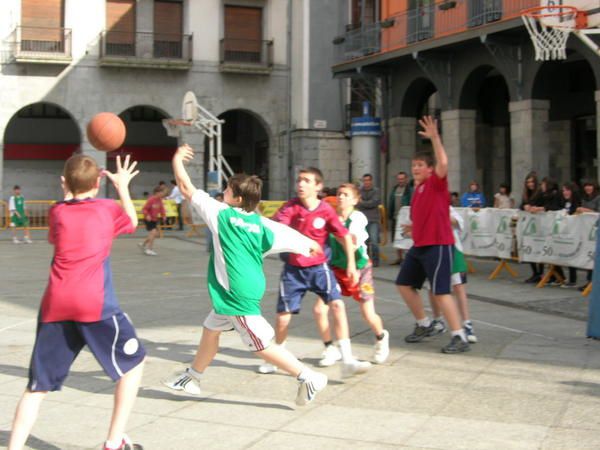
top-left (107, 0), bottom-right (136, 45)
top-left (155, 1), bottom-right (183, 41)
top-left (21, 0), bottom-right (63, 41)
top-left (224, 6), bottom-right (262, 61)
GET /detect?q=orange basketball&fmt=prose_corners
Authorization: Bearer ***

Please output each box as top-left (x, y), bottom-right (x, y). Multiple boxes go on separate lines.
top-left (86, 112), bottom-right (126, 152)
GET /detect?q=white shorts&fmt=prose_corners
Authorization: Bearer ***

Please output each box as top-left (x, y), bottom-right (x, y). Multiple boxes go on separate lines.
top-left (203, 310), bottom-right (274, 352)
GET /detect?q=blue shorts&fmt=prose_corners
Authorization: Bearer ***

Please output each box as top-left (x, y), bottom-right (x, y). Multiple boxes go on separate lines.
top-left (395, 245), bottom-right (453, 295)
top-left (277, 263), bottom-right (342, 314)
top-left (28, 312), bottom-right (146, 392)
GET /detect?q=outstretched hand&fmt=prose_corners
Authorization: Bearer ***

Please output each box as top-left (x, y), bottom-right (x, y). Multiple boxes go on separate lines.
top-left (103, 154), bottom-right (139, 191)
top-left (417, 115), bottom-right (439, 140)
top-left (174, 144), bottom-right (195, 163)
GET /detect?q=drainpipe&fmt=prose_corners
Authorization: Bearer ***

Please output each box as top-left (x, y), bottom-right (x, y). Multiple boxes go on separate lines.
top-left (286, 0), bottom-right (293, 198)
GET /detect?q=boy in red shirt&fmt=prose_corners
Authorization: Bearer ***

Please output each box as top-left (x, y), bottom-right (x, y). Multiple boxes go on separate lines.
top-left (258, 168), bottom-right (371, 377)
top-left (140, 186), bottom-right (166, 256)
top-left (395, 116), bottom-right (470, 354)
top-left (9, 155), bottom-right (146, 450)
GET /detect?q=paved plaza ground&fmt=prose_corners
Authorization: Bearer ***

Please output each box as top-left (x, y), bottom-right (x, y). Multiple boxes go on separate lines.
top-left (2, 231), bottom-right (600, 449)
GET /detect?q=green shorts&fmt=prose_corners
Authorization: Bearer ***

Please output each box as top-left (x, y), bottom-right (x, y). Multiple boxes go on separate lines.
top-left (452, 248), bottom-right (467, 275)
top-left (11, 214), bottom-right (29, 228)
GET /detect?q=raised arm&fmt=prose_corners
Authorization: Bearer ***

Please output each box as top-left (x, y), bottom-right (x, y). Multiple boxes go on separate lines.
top-left (172, 144), bottom-right (198, 201)
top-left (103, 155), bottom-right (139, 228)
top-left (418, 115), bottom-right (447, 179)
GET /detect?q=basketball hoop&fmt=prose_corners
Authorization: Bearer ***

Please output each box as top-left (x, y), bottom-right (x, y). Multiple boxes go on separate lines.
top-left (521, 5), bottom-right (586, 60)
top-left (162, 118), bottom-right (192, 138)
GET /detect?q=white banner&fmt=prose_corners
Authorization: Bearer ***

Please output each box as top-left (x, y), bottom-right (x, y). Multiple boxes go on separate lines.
top-left (517, 211), bottom-right (598, 270)
top-left (393, 207), bottom-right (414, 250)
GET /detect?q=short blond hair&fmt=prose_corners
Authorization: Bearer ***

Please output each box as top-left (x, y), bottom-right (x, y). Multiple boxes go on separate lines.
top-left (63, 154), bottom-right (100, 195)
top-left (337, 183), bottom-right (360, 200)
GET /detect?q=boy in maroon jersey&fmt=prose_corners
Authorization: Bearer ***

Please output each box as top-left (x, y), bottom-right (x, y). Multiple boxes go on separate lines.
top-left (395, 116), bottom-right (470, 354)
top-left (258, 167), bottom-right (372, 377)
top-left (8, 155), bottom-right (145, 450)
top-left (139, 186), bottom-right (166, 256)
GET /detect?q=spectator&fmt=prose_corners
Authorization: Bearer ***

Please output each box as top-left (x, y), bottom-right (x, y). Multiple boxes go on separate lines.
top-left (461, 181), bottom-right (486, 208)
top-left (450, 191), bottom-right (460, 207)
top-left (388, 171), bottom-right (412, 265)
top-left (556, 182), bottom-right (582, 288)
top-left (577, 179), bottom-right (600, 213)
top-left (493, 183), bottom-right (515, 209)
top-left (358, 173), bottom-right (381, 267)
top-left (521, 173), bottom-right (544, 283)
top-left (167, 179), bottom-right (184, 230)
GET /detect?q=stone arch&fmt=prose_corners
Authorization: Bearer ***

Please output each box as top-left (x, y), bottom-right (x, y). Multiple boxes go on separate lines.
top-left (399, 77), bottom-right (438, 118)
top-left (3, 102), bottom-right (81, 199)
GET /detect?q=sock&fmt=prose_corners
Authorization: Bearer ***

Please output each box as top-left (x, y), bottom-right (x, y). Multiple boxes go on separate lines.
top-left (338, 338), bottom-right (354, 363)
top-left (297, 367), bottom-right (310, 382)
top-left (451, 329), bottom-right (468, 342)
top-left (323, 340), bottom-right (333, 347)
top-left (463, 320), bottom-right (472, 327)
top-left (376, 333), bottom-right (385, 341)
top-left (417, 317), bottom-right (432, 327)
top-left (104, 437), bottom-right (124, 450)
top-left (433, 316), bottom-right (443, 322)
top-left (187, 367), bottom-right (203, 379)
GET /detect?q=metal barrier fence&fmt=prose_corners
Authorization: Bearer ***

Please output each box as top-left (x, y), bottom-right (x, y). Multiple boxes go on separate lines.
top-left (25, 201), bottom-right (56, 229)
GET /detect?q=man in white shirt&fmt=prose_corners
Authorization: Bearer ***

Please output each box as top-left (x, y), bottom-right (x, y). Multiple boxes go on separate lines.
top-left (167, 179), bottom-right (184, 230)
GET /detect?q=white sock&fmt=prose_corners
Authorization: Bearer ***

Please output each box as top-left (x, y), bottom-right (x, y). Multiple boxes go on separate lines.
top-left (434, 316), bottom-right (443, 322)
top-left (417, 317), bottom-right (432, 327)
top-left (451, 329), bottom-right (468, 342)
top-left (104, 437), bottom-right (124, 450)
top-left (187, 367), bottom-right (203, 379)
top-left (338, 338), bottom-right (354, 363)
top-left (297, 367), bottom-right (310, 381)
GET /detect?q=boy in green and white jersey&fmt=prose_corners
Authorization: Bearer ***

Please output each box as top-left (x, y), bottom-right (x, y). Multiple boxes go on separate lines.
top-left (9, 185), bottom-right (32, 244)
top-left (163, 145), bottom-right (328, 406)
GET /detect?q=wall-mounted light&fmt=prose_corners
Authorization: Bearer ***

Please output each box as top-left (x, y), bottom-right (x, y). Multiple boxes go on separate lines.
top-left (333, 36), bottom-right (345, 45)
top-left (438, 1), bottom-right (457, 11)
top-left (380, 18), bottom-right (396, 28)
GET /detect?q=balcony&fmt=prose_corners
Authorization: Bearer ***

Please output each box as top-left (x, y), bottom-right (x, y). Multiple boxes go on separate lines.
top-left (13, 26), bottom-right (72, 64)
top-left (334, 0), bottom-right (539, 66)
top-left (99, 31), bottom-right (192, 70)
top-left (219, 38), bottom-right (273, 74)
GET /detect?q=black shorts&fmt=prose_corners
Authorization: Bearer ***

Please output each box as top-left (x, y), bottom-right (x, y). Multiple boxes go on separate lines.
top-left (145, 220), bottom-right (158, 231)
top-left (28, 312), bottom-right (146, 391)
top-left (395, 245), bottom-right (453, 295)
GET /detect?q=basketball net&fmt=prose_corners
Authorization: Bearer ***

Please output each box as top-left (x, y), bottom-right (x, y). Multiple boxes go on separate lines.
top-left (521, 6), bottom-right (580, 61)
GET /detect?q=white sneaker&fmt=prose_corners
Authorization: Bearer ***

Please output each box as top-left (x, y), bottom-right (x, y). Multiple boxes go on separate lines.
top-left (144, 248), bottom-right (158, 256)
top-left (373, 329), bottom-right (390, 364)
top-left (257, 362), bottom-right (278, 374)
top-left (12, 237), bottom-right (21, 244)
top-left (341, 359), bottom-right (372, 378)
top-left (162, 369), bottom-right (201, 395)
top-left (23, 237), bottom-right (33, 244)
top-left (295, 370), bottom-right (328, 406)
top-left (318, 344), bottom-right (342, 367)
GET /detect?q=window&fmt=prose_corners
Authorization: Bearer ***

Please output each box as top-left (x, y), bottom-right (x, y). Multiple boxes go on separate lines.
top-left (21, 0), bottom-right (64, 52)
top-left (223, 5), bottom-right (262, 63)
top-left (106, 0), bottom-right (136, 56)
top-left (154, 0), bottom-right (183, 58)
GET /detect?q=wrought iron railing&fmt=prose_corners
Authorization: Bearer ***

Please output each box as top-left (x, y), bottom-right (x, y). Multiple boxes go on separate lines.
top-left (15, 26), bottom-right (72, 59)
top-left (99, 31), bottom-right (193, 61)
top-left (335, 0), bottom-right (539, 63)
top-left (219, 38), bottom-right (273, 67)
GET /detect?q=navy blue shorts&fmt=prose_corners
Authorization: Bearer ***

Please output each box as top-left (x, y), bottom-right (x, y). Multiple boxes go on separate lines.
top-left (28, 312), bottom-right (146, 392)
top-left (395, 245), bottom-right (453, 295)
top-left (277, 263), bottom-right (342, 314)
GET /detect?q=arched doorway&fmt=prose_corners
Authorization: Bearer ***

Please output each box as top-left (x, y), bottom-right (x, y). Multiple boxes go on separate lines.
top-left (460, 65), bottom-right (511, 200)
top-left (532, 56), bottom-right (598, 184)
top-left (108, 105), bottom-right (177, 199)
top-left (3, 102), bottom-right (80, 200)
top-left (206, 109), bottom-right (269, 197)
top-left (400, 77), bottom-right (439, 153)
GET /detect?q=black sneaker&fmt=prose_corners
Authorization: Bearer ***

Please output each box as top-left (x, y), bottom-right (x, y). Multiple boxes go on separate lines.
top-left (524, 275), bottom-right (541, 283)
top-left (441, 335), bottom-right (470, 354)
top-left (405, 323), bottom-right (435, 343)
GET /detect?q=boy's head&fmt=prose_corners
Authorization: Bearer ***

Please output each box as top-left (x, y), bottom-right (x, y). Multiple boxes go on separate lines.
top-left (225, 174), bottom-right (262, 212)
top-left (63, 154), bottom-right (101, 196)
top-left (153, 186), bottom-right (166, 197)
top-left (296, 167), bottom-right (323, 201)
top-left (13, 185), bottom-right (21, 195)
top-left (336, 183), bottom-right (360, 209)
top-left (411, 152), bottom-right (435, 185)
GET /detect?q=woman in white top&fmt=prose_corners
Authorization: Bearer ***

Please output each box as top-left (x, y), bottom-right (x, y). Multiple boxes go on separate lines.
top-left (493, 183), bottom-right (515, 209)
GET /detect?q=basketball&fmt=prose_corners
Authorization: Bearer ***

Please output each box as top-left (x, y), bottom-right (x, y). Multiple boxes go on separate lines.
top-left (86, 112), bottom-right (126, 152)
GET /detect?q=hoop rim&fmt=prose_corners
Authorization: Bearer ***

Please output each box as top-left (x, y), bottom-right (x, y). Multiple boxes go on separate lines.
top-left (163, 118), bottom-right (193, 127)
top-left (522, 5), bottom-right (581, 29)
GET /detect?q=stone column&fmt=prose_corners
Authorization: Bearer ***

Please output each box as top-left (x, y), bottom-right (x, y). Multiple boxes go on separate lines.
top-left (441, 109), bottom-right (477, 194)
top-left (596, 91), bottom-right (600, 183)
top-left (386, 116), bottom-right (416, 189)
top-left (509, 99), bottom-right (550, 201)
